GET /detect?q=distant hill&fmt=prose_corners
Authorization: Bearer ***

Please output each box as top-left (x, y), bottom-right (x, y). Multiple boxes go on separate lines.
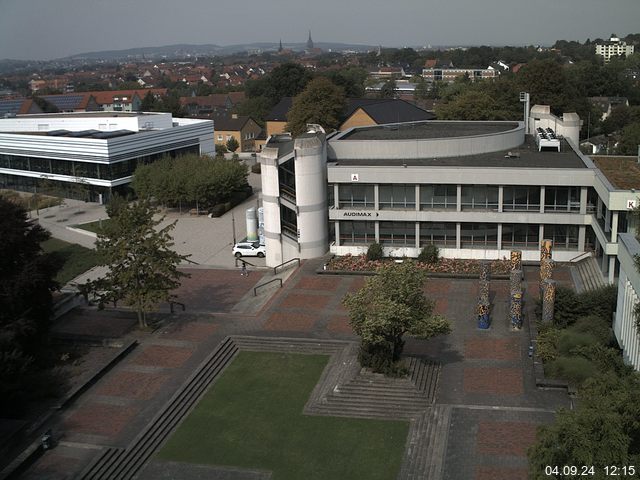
top-left (63, 42), bottom-right (377, 61)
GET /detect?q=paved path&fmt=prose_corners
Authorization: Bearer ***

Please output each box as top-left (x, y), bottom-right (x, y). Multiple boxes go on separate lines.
top-left (19, 260), bottom-right (573, 480)
top-left (34, 172), bottom-right (266, 270)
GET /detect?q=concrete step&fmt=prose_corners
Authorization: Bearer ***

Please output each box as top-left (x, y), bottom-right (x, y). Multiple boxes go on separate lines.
top-left (232, 336), bottom-right (346, 354)
top-left (80, 337), bottom-right (239, 480)
top-left (407, 357), bottom-right (441, 402)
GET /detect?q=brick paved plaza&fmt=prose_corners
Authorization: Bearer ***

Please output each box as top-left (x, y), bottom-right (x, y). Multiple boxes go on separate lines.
top-left (19, 260), bottom-right (572, 479)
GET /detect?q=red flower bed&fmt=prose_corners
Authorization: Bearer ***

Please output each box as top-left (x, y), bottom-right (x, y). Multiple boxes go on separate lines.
top-left (327, 254), bottom-right (511, 275)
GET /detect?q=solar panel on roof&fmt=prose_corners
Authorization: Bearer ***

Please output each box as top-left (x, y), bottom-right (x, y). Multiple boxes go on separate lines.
top-left (0, 99), bottom-right (24, 115)
top-left (42, 95), bottom-right (83, 110)
top-left (69, 129), bottom-right (100, 137)
top-left (91, 130), bottom-right (135, 139)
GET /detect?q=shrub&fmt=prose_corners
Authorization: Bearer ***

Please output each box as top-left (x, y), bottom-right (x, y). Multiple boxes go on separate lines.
top-left (545, 356), bottom-right (598, 385)
top-left (535, 326), bottom-right (560, 362)
top-left (418, 244), bottom-right (439, 264)
top-left (569, 315), bottom-right (612, 346)
top-left (366, 242), bottom-right (384, 261)
top-left (209, 204), bottom-right (227, 217)
top-left (556, 330), bottom-right (600, 356)
top-left (553, 284), bottom-right (617, 328)
top-left (251, 163), bottom-right (261, 174)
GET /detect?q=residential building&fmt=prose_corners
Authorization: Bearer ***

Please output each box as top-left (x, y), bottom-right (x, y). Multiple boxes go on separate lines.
top-left (265, 97), bottom-right (434, 137)
top-left (213, 114), bottom-right (262, 152)
top-left (180, 92), bottom-right (246, 118)
top-left (0, 112), bottom-right (214, 202)
top-left (595, 35), bottom-right (635, 63)
top-left (589, 96), bottom-right (629, 120)
top-left (422, 66), bottom-right (496, 83)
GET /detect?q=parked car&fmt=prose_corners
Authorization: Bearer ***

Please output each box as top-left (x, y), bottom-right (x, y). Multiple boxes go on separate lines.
top-left (233, 241), bottom-right (266, 258)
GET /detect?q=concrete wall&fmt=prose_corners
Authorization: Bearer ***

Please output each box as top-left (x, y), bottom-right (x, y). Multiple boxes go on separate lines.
top-left (614, 233), bottom-right (640, 371)
top-left (328, 122), bottom-right (524, 160)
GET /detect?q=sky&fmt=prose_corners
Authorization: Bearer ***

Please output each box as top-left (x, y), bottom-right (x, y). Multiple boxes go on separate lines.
top-left (0, 0), bottom-right (639, 60)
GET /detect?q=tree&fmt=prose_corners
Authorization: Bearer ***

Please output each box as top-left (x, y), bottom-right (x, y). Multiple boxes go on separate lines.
top-left (529, 374), bottom-right (640, 478)
top-left (226, 136), bottom-right (239, 153)
top-left (87, 199), bottom-right (190, 328)
top-left (342, 262), bottom-right (451, 375)
top-left (0, 197), bottom-right (61, 414)
top-left (435, 90), bottom-right (514, 120)
top-left (378, 79), bottom-right (397, 99)
top-left (285, 77), bottom-right (346, 136)
top-left (617, 122), bottom-right (640, 155)
top-left (245, 62), bottom-right (313, 105)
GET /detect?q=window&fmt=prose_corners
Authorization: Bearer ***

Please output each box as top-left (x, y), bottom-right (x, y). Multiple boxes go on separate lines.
top-left (379, 184), bottom-right (415, 209)
top-left (543, 224), bottom-right (578, 250)
top-left (544, 187), bottom-right (580, 212)
top-left (460, 223), bottom-right (498, 248)
top-left (420, 184), bottom-right (456, 209)
top-left (217, 135), bottom-right (223, 141)
top-left (420, 222), bottom-right (456, 247)
top-left (338, 184), bottom-right (374, 209)
top-left (339, 221), bottom-right (376, 245)
top-left (461, 185), bottom-right (498, 211)
top-left (503, 186), bottom-right (540, 211)
top-left (379, 221), bottom-right (416, 246)
top-left (502, 224), bottom-right (539, 248)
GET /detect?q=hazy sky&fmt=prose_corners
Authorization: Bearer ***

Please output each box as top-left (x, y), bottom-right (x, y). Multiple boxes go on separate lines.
top-left (0, 0), bottom-right (639, 60)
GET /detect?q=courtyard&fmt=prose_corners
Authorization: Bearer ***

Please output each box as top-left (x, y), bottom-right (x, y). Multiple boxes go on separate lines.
top-left (16, 259), bottom-right (572, 480)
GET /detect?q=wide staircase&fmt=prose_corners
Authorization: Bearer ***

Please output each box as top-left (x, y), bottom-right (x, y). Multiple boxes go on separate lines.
top-left (573, 256), bottom-right (607, 292)
top-left (306, 358), bottom-right (440, 420)
top-left (77, 337), bottom-right (240, 480)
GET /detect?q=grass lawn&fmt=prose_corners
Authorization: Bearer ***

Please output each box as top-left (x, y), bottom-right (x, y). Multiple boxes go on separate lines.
top-left (41, 238), bottom-right (100, 285)
top-left (74, 219), bottom-right (111, 234)
top-left (158, 351), bottom-right (409, 480)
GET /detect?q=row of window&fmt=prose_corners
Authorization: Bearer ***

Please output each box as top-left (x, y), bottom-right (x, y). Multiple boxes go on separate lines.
top-left (333, 184), bottom-right (585, 212)
top-left (0, 145), bottom-right (199, 181)
top-left (337, 221), bottom-right (579, 250)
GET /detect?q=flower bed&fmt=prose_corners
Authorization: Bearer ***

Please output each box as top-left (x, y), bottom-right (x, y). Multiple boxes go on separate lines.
top-left (327, 254), bottom-right (511, 275)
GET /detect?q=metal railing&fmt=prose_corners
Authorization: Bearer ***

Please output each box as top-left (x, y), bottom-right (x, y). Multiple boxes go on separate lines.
top-left (568, 250), bottom-right (594, 263)
top-left (254, 278), bottom-right (282, 296)
top-left (273, 258), bottom-right (300, 275)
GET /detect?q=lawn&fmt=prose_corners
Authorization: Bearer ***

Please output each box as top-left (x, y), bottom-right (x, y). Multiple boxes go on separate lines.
top-left (74, 218), bottom-right (111, 234)
top-left (41, 238), bottom-right (99, 285)
top-left (158, 351), bottom-right (409, 480)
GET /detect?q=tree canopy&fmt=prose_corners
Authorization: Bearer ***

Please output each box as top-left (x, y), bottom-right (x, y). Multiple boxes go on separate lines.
top-left (245, 62), bottom-right (313, 106)
top-left (343, 262), bottom-right (450, 374)
top-left (529, 374), bottom-right (640, 478)
top-left (285, 77), bottom-right (346, 136)
top-left (0, 197), bottom-right (61, 415)
top-left (132, 154), bottom-right (249, 211)
top-left (87, 199), bottom-right (190, 328)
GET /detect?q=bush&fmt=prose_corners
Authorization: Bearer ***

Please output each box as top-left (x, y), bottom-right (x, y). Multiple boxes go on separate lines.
top-left (569, 315), bottom-right (612, 346)
top-left (545, 356), bottom-right (598, 385)
top-left (418, 244), bottom-right (439, 264)
top-left (556, 330), bottom-right (600, 356)
top-left (209, 204), bottom-right (227, 217)
top-left (366, 242), bottom-right (384, 261)
top-left (535, 326), bottom-right (560, 362)
top-left (251, 163), bottom-right (261, 174)
top-left (553, 284), bottom-right (617, 328)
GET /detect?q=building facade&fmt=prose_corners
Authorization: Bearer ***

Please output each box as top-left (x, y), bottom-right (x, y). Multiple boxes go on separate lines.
top-left (0, 112), bottom-right (214, 202)
top-left (422, 67), bottom-right (496, 83)
top-left (595, 35), bottom-right (635, 63)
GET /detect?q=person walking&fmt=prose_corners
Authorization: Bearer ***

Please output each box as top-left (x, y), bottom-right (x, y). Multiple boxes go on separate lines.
top-left (241, 262), bottom-right (247, 276)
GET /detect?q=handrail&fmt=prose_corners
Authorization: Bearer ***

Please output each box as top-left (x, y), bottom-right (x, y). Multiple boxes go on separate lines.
top-left (273, 258), bottom-right (300, 275)
top-left (568, 250), bottom-right (593, 263)
top-left (235, 258), bottom-right (257, 268)
top-left (254, 278), bottom-right (282, 296)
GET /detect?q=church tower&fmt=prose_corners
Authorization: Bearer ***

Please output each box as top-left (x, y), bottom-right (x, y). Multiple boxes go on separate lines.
top-left (306, 30), bottom-right (314, 50)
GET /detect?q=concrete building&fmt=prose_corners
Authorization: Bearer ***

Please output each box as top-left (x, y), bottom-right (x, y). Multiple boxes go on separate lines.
top-left (259, 107), bottom-right (640, 371)
top-left (595, 35), bottom-right (635, 63)
top-left (0, 111), bottom-right (214, 202)
top-left (422, 66), bottom-right (496, 83)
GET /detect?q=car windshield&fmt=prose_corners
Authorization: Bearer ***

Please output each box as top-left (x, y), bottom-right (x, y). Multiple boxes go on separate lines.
top-left (251, 242), bottom-right (261, 248)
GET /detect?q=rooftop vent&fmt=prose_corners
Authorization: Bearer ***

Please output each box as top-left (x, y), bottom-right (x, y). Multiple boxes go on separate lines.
top-left (535, 127), bottom-right (561, 152)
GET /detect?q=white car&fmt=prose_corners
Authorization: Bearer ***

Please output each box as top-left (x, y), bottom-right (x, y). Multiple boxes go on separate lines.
top-left (233, 241), bottom-right (266, 258)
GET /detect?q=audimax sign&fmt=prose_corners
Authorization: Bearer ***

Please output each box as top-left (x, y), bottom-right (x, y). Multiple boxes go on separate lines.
top-left (343, 211), bottom-right (379, 217)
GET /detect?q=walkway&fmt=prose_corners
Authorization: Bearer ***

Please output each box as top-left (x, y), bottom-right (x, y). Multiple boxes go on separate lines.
top-left (18, 260), bottom-right (572, 480)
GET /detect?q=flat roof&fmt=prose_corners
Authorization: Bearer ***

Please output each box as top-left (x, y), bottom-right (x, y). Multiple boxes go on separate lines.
top-left (591, 156), bottom-right (640, 190)
top-left (339, 121), bottom-right (520, 141)
top-left (330, 136), bottom-right (587, 169)
top-left (14, 111), bottom-right (157, 119)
